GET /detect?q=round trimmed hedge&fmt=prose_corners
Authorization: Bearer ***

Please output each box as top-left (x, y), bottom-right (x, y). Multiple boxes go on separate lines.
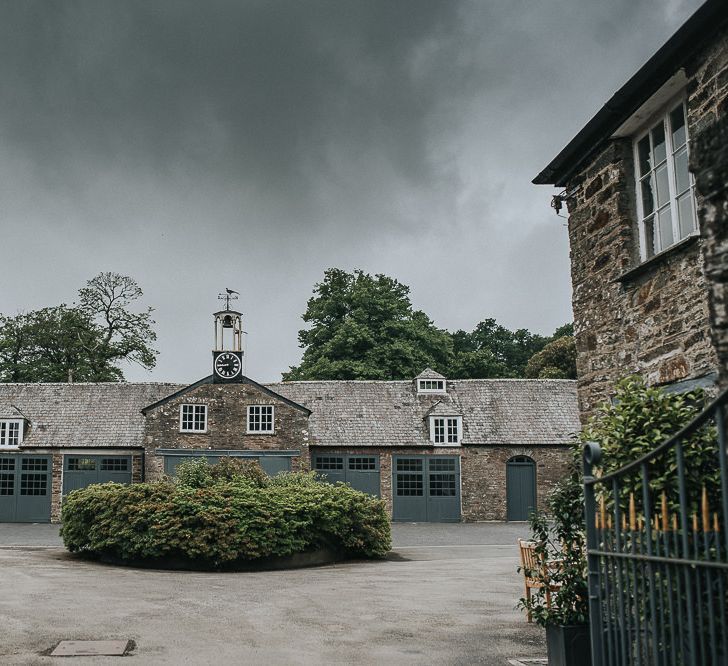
top-left (60, 458), bottom-right (391, 568)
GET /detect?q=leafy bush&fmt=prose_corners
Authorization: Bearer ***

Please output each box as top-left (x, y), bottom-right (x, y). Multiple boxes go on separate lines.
top-left (519, 375), bottom-right (716, 627)
top-left (518, 447), bottom-right (589, 627)
top-left (583, 375), bottom-right (716, 516)
top-left (61, 464), bottom-right (391, 566)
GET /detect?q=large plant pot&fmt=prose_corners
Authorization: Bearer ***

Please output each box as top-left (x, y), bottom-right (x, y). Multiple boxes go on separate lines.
top-left (545, 624), bottom-right (592, 666)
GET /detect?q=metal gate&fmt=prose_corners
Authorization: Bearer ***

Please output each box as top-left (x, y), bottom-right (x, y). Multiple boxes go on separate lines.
top-left (583, 389), bottom-right (728, 665)
top-left (63, 455), bottom-right (132, 495)
top-left (506, 456), bottom-right (536, 521)
top-left (392, 455), bottom-right (460, 522)
top-left (313, 453), bottom-right (380, 497)
top-left (0, 455), bottom-right (52, 522)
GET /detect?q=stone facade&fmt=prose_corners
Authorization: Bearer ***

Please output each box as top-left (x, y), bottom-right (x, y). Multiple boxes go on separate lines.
top-left (142, 381), bottom-right (311, 480)
top-left (692, 115), bottom-right (728, 388)
top-left (309, 444), bottom-right (571, 522)
top-left (563, 24), bottom-right (728, 419)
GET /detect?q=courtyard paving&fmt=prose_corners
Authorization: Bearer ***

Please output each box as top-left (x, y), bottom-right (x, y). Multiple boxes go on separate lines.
top-left (0, 522), bottom-right (546, 665)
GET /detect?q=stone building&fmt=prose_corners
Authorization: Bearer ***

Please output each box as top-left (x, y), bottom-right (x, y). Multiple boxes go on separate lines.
top-left (533, 0), bottom-right (728, 419)
top-left (0, 307), bottom-right (579, 524)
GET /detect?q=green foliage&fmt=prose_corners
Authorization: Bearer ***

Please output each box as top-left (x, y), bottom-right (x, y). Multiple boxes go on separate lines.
top-left (583, 376), bottom-right (717, 516)
top-left (284, 268), bottom-right (452, 380)
top-left (0, 272), bottom-right (157, 382)
top-left (518, 446), bottom-right (589, 627)
top-left (285, 268), bottom-right (573, 380)
top-left (519, 376), bottom-right (717, 627)
top-left (525, 335), bottom-right (576, 380)
top-left (61, 470), bottom-right (391, 566)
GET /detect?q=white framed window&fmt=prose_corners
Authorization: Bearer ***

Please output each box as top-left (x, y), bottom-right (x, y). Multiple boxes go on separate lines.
top-left (418, 379), bottom-right (446, 394)
top-left (634, 99), bottom-right (697, 260)
top-left (0, 419), bottom-right (23, 448)
top-left (179, 404), bottom-right (208, 433)
top-left (247, 405), bottom-right (274, 433)
top-left (430, 416), bottom-right (461, 446)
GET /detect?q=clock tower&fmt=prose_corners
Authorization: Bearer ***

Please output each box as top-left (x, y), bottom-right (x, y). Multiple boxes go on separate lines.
top-left (212, 296), bottom-right (244, 383)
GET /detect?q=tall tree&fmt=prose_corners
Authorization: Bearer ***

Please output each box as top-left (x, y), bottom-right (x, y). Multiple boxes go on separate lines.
top-left (450, 319), bottom-right (549, 379)
top-left (0, 273), bottom-right (157, 382)
top-left (284, 269), bottom-right (452, 380)
top-left (524, 328), bottom-right (577, 380)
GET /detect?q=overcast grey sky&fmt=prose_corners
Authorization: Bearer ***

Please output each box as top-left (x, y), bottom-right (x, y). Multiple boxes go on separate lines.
top-left (0, 0), bottom-right (703, 383)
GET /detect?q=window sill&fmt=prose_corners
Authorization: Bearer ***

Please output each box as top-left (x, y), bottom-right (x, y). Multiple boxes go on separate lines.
top-left (432, 443), bottom-right (461, 448)
top-left (179, 430), bottom-right (208, 435)
top-left (246, 431), bottom-right (276, 436)
top-left (616, 233), bottom-right (700, 284)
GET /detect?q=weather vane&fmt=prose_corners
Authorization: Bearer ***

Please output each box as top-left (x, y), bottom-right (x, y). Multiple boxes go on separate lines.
top-left (218, 288), bottom-right (240, 311)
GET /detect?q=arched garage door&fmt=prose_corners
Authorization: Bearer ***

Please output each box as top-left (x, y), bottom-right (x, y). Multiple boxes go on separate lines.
top-left (506, 456), bottom-right (536, 521)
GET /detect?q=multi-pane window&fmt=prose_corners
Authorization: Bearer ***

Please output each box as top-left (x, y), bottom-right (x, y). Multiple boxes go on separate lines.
top-left (180, 404), bottom-right (207, 433)
top-left (0, 420), bottom-right (22, 447)
top-left (67, 458), bottom-right (96, 471)
top-left (348, 457), bottom-right (376, 471)
top-left (430, 417), bottom-right (461, 445)
top-left (247, 405), bottom-right (274, 433)
top-left (101, 458), bottom-right (128, 472)
top-left (314, 456), bottom-right (344, 470)
top-left (635, 100), bottom-right (697, 260)
top-left (418, 379), bottom-right (445, 393)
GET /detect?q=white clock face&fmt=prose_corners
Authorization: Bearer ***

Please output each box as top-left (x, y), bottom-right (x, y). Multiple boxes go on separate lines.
top-left (214, 352), bottom-right (242, 379)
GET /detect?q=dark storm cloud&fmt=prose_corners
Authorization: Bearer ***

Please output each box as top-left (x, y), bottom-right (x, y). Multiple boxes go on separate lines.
top-left (0, 1), bottom-right (465, 212)
top-left (0, 0), bottom-right (704, 382)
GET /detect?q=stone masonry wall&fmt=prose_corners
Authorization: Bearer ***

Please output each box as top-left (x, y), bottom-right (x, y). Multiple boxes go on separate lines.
top-left (311, 445), bottom-right (570, 522)
top-left (143, 382), bottom-right (310, 480)
top-left (692, 115), bottom-right (728, 388)
top-left (565, 25), bottom-right (728, 419)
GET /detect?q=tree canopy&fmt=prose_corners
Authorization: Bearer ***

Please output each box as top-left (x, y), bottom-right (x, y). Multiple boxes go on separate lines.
top-left (283, 269), bottom-right (452, 380)
top-left (0, 272), bottom-right (157, 382)
top-left (286, 268), bottom-right (575, 381)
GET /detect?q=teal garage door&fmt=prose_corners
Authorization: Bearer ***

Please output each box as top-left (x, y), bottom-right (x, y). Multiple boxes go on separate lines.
top-left (63, 455), bottom-right (132, 496)
top-left (0, 455), bottom-right (52, 523)
top-left (392, 456), bottom-right (460, 522)
top-left (313, 453), bottom-right (380, 497)
top-left (506, 456), bottom-right (536, 521)
top-left (163, 453), bottom-right (291, 477)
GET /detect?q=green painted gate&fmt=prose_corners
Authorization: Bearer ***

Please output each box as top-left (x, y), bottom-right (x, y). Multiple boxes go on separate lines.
top-left (0, 455), bottom-right (52, 523)
top-left (312, 453), bottom-right (380, 497)
top-left (506, 456), bottom-right (536, 521)
top-left (392, 455), bottom-right (460, 522)
top-left (162, 452), bottom-right (292, 477)
top-left (63, 455), bottom-right (133, 496)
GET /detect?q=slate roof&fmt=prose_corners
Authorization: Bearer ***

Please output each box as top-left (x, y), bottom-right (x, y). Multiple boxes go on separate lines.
top-left (0, 378), bottom-right (579, 450)
top-left (0, 383), bottom-right (185, 449)
top-left (269, 379), bottom-right (579, 447)
top-left (415, 368), bottom-right (446, 380)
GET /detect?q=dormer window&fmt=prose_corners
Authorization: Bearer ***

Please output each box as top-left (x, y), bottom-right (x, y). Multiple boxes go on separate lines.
top-left (418, 379), bottom-right (446, 394)
top-left (180, 404), bottom-right (208, 433)
top-left (430, 416), bottom-right (461, 446)
top-left (0, 419), bottom-right (23, 448)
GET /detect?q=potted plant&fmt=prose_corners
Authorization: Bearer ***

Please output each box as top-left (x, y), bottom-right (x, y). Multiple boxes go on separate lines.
top-left (518, 457), bottom-right (591, 666)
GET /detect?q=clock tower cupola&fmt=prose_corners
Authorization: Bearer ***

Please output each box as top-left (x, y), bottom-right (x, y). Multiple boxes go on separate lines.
top-left (212, 290), bottom-right (244, 383)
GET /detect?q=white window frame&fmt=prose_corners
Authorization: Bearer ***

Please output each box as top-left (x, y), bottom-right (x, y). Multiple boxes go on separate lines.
top-left (429, 416), bottom-right (462, 446)
top-left (633, 97), bottom-right (698, 262)
top-left (247, 405), bottom-right (275, 434)
top-left (417, 379), bottom-right (446, 394)
top-left (0, 419), bottom-right (23, 448)
top-left (179, 404), bottom-right (208, 433)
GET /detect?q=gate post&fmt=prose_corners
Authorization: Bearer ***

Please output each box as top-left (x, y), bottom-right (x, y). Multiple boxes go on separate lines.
top-left (583, 442), bottom-right (603, 666)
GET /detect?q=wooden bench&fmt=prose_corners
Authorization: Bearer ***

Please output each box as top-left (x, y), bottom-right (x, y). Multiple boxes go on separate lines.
top-left (518, 538), bottom-right (562, 623)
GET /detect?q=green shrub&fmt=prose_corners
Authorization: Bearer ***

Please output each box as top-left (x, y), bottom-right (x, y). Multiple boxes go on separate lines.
top-left (519, 375), bottom-right (718, 627)
top-left (60, 470), bottom-right (391, 566)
